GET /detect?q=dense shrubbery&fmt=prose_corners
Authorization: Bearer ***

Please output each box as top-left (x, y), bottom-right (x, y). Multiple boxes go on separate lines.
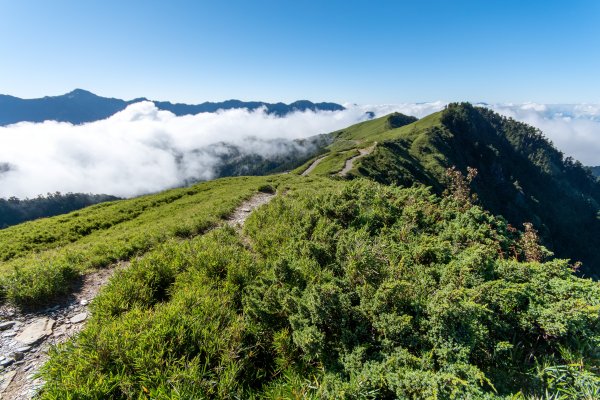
top-left (40, 179), bottom-right (600, 399)
top-left (360, 103), bottom-right (600, 278)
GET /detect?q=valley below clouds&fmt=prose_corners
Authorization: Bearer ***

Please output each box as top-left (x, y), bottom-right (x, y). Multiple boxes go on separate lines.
top-left (0, 100), bottom-right (598, 198)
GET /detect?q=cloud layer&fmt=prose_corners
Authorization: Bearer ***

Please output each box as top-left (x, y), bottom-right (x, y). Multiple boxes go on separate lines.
top-left (0, 101), bottom-right (598, 199)
top-left (484, 103), bottom-right (600, 166)
top-left (0, 102), bottom-right (373, 198)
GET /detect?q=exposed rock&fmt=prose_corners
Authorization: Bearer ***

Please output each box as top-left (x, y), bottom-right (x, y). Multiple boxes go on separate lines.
top-left (0, 358), bottom-right (13, 368)
top-left (15, 347), bottom-right (30, 354)
top-left (15, 318), bottom-right (55, 346)
top-left (0, 322), bottom-right (16, 331)
top-left (53, 325), bottom-right (67, 337)
top-left (0, 370), bottom-right (17, 393)
top-left (70, 312), bottom-right (87, 324)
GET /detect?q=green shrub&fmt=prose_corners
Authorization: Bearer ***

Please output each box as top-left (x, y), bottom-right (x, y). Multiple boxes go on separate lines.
top-left (39, 179), bottom-right (600, 398)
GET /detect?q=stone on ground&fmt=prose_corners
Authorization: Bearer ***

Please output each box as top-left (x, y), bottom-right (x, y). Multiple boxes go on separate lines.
top-left (15, 318), bottom-right (55, 346)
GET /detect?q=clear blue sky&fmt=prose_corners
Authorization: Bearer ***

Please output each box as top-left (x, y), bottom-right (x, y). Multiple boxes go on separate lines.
top-left (1, 0), bottom-right (598, 104)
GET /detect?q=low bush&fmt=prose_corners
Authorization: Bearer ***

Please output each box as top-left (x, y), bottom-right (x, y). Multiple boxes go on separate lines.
top-left (39, 179), bottom-right (600, 398)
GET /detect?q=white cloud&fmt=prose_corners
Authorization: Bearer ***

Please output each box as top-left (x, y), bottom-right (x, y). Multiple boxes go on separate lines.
top-left (0, 100), bottom-right (598, 199)
top-left (0, 102), bottom-right (373, 198)
top-left (350, 101), bottom-right (446, 119)
top-left (486, 103), bottom-right (600, 166)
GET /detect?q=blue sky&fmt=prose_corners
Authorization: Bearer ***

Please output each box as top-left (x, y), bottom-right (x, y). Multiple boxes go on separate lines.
top-left (1, 0), bottom-right (599, 103)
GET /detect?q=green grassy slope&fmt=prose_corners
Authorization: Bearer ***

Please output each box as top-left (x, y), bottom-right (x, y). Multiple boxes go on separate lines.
top-left (39, 179), bottom-right (600, 399)
top-left (295, 112), bottom-right (420, 177)
top-left (0, 176), bottom-right (281, 305)
top-left (356, 103), bottom-right (600, 278)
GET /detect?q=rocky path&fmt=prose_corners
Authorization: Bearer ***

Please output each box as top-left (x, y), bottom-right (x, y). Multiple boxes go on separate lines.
top-left (0, 191), bottom-right (276, 399)
top-left (338, 143), bottom-right (376, 177)
top-left (301, 155), bottom-right (327, 176)
top-left (226, 192), bottom-right (275, 227)
top-left (0, 265), bottom-right (122, 399)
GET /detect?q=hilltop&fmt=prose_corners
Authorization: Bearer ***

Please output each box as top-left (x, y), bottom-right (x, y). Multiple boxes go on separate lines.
top-left (0, 104), bottom-right (598, 398)
top-left (0, 89), bottom-right (345, 125)
top-left (303, 104), bottom-right (600, 278)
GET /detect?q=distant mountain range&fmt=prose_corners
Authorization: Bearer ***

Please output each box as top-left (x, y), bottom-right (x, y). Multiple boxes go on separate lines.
top-left (0, 89), bottom-right (345, 125)
top-left (591, 166), bottom-right (600, 177)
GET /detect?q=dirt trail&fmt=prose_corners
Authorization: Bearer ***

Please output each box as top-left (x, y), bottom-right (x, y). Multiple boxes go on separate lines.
top-left (301, 155), bottom-right (327, 176)
top-left (0, 191), bottom-right (275, 399)
top-left (338, 143), bottom-right (377, 177)
top-left (226, 192), bottom-right (275, 227)
top-left (0, 265), bottom-right (124, 399)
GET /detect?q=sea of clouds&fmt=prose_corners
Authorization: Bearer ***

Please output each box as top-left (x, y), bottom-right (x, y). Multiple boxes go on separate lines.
top-left (0, 100), bottom-right (598, 198)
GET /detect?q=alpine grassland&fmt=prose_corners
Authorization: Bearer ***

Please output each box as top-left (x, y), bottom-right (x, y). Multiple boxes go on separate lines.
top-left (0, 176), bottom-right (280, 306)
top-left (38, 178), bottom-right (600, 399)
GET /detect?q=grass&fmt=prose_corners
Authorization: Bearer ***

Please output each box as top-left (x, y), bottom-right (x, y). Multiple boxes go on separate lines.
top-left (0, 175), bottom-right (288, 306)
top-left (5, 104), bottom-right (600, 398)
top-left (38, 178), bottom-right (600, 399)
top-left (308, 149), bottom-right (359, 176)
top-left (329, 111), bottom-right (440, 148)
top-left (294, 112), bottom-right (444, 177)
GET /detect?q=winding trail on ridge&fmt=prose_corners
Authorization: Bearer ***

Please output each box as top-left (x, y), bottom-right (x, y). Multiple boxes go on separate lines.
top-left (0, 191), bottom-right (276, 399)
top-left (338, 143), bottom-right (377, 177)
top-left (300, 155), bottom-right (327, 176)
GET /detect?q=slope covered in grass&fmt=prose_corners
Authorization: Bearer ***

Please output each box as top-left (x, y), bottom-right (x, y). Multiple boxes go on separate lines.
top-left (0, 175), bottom-right (281, 306)
top-left (357, 104), bottom-right (600, 278)
top-left (39, 179), bottom-right (600, 399)
top-left (295, 112), bottom-right (420, 177)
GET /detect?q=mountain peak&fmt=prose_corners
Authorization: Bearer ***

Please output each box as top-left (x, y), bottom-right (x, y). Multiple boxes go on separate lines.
top-left (66, 89), bottom-right (96, 98)
top-left (386, 112), bottom-right (419, 129)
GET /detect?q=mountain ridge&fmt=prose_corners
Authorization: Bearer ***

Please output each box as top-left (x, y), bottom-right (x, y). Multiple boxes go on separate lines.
top-left (336, 104), bottom-right (600, 277)
top-left (0, 104), bottom-right (599, 398)
top-left (0, 89), bottom-right (345, 125)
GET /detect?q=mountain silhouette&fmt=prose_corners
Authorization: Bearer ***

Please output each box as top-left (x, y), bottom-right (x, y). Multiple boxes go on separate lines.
top-left (0, 89), bottom-right (345, 125)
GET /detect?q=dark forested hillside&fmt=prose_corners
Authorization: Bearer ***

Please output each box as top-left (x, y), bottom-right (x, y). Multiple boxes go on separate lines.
top-left (591, 166), bottom-right (600, 178)
top-left (213, 135), bottom-right (331, 178)
top-left (0, 89), bottom-right (344, 125)
top-left (0, 192), bottom-right (119, 229)
top-left (357, 104), bottom-right (600, 277)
